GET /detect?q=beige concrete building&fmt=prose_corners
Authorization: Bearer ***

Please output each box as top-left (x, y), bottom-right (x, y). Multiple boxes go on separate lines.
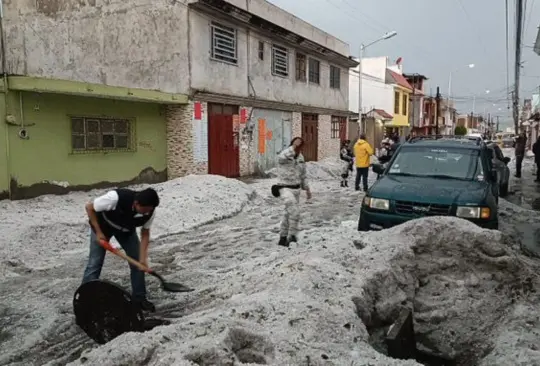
top-left (5, 0), bottom-right (358, 182)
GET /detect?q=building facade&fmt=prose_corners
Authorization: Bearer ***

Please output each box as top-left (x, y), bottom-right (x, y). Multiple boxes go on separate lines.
top-left (386, 69), bottom-right (412, 137)
top-left (456, 114), bottom-right (482, 131)
top-left (0, 0), bottom-right (357, 199)
top-left (404, 73), bottom-right (427, 136)
top-left (348, 56), bottom-right (394, 145)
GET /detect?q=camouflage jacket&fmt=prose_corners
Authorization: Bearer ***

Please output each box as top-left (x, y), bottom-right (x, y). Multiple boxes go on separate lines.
top-left (276, 146), bottom-right (310, 190)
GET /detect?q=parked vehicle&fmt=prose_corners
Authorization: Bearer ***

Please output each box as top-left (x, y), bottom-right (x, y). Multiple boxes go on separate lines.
top-left (485, 141), bottom-right (511, 197)
top-left (495, 132), bottom-right (515, 148)
top-left (359, 136), bottom-right (500, 231)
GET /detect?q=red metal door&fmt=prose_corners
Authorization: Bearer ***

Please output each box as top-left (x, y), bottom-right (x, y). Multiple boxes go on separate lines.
top-left (301, 113), bottom-right (318, 162)
top-left (208, 103), bottom-right (240, 177)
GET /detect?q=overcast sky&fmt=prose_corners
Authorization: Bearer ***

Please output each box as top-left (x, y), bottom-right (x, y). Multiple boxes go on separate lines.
top-left (268, 0), bottom-right (540, 129)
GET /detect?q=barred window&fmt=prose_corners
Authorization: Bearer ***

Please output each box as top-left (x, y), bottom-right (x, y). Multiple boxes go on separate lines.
top-left (309, 58), bottom-right (320, 84)
top-left (330, 65), bottom-right (341, 89)
top-left (271, 44), bottom-right (289, 77)
top-left (296, 53), bottom-right (307, 82)
top-left (258, 41), bottom-right (264, 60)
top-left (211, 22), bottom-right (237, 64)
top-left (71, 117), bottom-right (131, 151)
top-left (394, 91), bottom-right (400, 114)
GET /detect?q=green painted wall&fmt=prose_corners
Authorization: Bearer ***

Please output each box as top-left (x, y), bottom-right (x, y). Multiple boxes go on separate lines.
top-left (0, 92), bottom-right (8, 197)
top-left (6, 92), bottom-right (167, 192)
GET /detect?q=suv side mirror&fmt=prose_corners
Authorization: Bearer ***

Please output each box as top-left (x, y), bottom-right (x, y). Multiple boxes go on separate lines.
top-left (372, 164), bottom-right (385, 175)
top-left (503, 157), bottom-right (511, 164)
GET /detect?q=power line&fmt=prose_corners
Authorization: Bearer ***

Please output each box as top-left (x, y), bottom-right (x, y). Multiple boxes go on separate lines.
top-left (325, 0), bottom-right (454, 69)
top-left (514, 0), bottom-right (524, 134)
top-left (524, 0), bottom-right (535, 40)
top-left (506, 0), bottom-right (511, 109)
top-left (455, 0), bottom-right (490, 58)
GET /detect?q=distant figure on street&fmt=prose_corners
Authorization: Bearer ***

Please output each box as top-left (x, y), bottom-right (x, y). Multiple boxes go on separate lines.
top-left (275, 137), bottom-right (312, 248)
top-left (533, 136), bottom-right (540, 182)
top-left (339, 140), bottom-right (353, 187)
top-left (513, 132), bottom-right (527, 178)
top-left (353, 134), bottom-right (374, 191)
top-left (378, 136), bottom-right (401, 165)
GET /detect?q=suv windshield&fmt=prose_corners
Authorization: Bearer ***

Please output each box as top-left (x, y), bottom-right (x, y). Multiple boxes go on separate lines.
top-left (387, 146), bottom-right (484, 180)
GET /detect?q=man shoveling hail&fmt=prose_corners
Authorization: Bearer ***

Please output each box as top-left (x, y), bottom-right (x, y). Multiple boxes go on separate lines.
top-left (81, 187), bottom-right (160, 312)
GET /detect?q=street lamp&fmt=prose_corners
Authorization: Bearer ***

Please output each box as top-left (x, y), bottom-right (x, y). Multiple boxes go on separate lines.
top-left (448, 63), bottom-right (475, 132)
top-left (358, 31), bottom-right (398, 133)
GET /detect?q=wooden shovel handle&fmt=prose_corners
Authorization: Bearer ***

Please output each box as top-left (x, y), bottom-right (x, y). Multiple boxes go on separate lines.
top-left (99, 240), bottom-right (151, 273)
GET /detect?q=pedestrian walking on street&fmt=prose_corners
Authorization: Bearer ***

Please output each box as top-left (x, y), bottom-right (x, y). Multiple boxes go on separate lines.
top-left (513, 132), bottom-right (527, 178)
top-left (274, 137), bottom-right (312, 248)
top-left (533, 136), bottom-right (540, 182)
top-left (339, 139), bottom-right (353, 187)
top-left (81, 187), bottom-right (160, 312)
top-left (353, 133), bottom-right (374, 191)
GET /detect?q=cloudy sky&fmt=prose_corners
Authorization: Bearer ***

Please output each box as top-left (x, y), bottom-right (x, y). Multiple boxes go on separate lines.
top-left (268, 0), bottom-right (540, 129)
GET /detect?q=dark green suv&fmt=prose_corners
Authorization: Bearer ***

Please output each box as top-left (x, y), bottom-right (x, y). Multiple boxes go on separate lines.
top-left (358, 136), bottom-right (499, 231)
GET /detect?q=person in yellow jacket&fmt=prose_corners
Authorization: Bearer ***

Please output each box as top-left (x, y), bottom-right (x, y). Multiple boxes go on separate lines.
top-left (353, 134), bottom-right (374, 191)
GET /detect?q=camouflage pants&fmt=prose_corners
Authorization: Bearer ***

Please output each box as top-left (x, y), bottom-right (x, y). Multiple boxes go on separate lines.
top-left (280, 188), bottom-right (301, 237)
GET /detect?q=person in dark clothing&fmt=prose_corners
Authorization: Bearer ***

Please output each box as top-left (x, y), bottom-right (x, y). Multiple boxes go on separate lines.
top-left (339, 140), bottom-right (354, 187)
top-left (82, 188), bottom-right (160, 312)
top-left (378, 139), bottom-right (401, 164)
top-left (533, 136), bottom-right (540, 182)
top-left (513, 132), bottom-right (527, 178)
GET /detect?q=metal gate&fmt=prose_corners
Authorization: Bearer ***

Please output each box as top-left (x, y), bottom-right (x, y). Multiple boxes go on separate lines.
top-left (301, 113), bottom-right (318, 162)
top-left (252, 109), bottom-right (292, 174)
top-left (208, 103), bottom-right (240, 177)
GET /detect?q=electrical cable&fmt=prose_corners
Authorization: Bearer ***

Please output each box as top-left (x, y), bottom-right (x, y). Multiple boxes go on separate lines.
top-left (455, 0), bottom-right (490, 58)
top-left (506, 0), bottom-right (511, 109)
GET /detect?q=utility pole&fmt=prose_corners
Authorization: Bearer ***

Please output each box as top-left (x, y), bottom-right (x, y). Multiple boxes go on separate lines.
top-left (488, 113), bottom-right (491, 138)
top-left (358, 44), bottom-right (364, 135)
top-left (514, 0), bottom-right (524, 134)
top-left (470, 111), bottom-right (474, 133)
top-left (496, 116), bottom-right (500, 133)
top-left (411, 74), bottom-right (417, 136)
top-left (435, 86), bottom-right (441, 135)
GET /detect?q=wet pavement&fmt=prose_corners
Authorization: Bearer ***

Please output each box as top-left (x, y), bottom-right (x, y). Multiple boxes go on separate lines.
top-left (505, 156), bottom-right (540, 210)
top-left (503, 155), bottom-right (540, 257)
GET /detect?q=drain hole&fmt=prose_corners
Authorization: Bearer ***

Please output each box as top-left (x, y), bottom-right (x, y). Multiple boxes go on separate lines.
top-left (370, 308), bottom-right (465, 366)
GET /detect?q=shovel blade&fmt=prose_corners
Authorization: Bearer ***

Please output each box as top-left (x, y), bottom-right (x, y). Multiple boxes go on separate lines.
top-left (162, 282), bottom-right (194, 293)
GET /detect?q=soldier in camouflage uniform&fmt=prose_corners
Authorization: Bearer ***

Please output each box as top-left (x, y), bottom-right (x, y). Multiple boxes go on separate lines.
top-left (275, 137), bottom-right (312, 247)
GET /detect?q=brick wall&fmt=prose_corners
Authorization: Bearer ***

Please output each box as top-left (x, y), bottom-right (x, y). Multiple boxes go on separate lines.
top-left (165, 101), bottom-right (208, 179)
top-left (239, 106), bottom-right (255, 176)
top-left (317, 114), bottom-right (340, 160)
top-left (292, 112), bottom-right (302, 138)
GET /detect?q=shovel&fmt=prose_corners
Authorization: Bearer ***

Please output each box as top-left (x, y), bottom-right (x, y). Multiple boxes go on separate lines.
top-left (99, 240), bottom-right (194, 293)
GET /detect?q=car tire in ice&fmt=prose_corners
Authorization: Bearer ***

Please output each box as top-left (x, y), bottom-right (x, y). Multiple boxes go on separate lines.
top-left (358, 215), bottom-right (370, 232)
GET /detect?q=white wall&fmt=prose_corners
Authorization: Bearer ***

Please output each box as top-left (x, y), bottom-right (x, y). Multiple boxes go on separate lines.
top-left (3, 0), bottom-right (351, 111)
top-left (359, 56), bottom-right (388, 81)
top-left (190, 11), bottom-right (350, 110)
top-left (349, 71), bottom-right (393, 115)
top-left (243, 0), bottom-right (349, 56)
top-left (3, 0), bottom-right (192, 94)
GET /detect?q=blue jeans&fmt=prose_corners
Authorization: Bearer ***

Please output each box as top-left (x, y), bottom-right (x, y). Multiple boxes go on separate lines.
top-left (81, 229), bottom-right (147, 300)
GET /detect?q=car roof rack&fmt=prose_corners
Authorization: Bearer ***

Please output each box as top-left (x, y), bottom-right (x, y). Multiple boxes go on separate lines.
top-left (408, 135), bottom-right (485, 146)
